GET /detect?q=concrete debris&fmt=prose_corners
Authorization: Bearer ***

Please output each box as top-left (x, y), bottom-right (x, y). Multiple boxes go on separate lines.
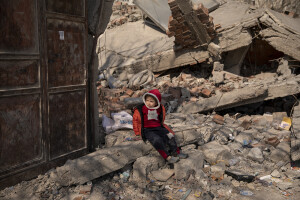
top-left (2, 0), bottom-right (300, 200)
top-left (150, 169), bottom-right (174, 182)
top-left (174, 150), bottom-right (204, 180)
top-left (247, 147), bottom-right (264, 163)
top-left (128, 69), bottom-right (155, 89)
top-left (2, 107), bottom-right (300, 199)
top-left (134, 0), bottom-right (171, 32)
top-left (291, 103), bottom-right (300, 161)
top-left (132, 155), bottom-right (165, 185)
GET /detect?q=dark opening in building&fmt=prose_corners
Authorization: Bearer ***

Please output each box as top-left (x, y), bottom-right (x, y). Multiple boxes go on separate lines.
top-left (241, 39), bottom-right (284, 77)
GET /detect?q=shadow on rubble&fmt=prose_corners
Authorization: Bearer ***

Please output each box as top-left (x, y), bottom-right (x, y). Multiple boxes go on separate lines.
top-left (217, 94), bottom-right (300, 117)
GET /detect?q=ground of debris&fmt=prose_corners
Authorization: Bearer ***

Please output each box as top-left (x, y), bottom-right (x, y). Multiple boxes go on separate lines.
top-left (1, 107), bottom-right (300, 200)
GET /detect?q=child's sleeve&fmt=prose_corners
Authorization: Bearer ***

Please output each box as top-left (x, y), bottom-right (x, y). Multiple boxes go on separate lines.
top-left (132, 109), bottom-right (141, 136)
top-left (163, 124), bottom-right (175, 135)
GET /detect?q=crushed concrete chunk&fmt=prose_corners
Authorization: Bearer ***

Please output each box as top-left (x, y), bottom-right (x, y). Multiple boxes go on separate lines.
top-left (151, 169), bottom-right (174, 182)
top-left (248, 147), bottom-right (264, 163)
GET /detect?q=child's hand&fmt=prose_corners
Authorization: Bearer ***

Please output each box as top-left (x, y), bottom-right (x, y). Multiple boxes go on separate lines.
top-left (167, 133), bottom-right (174, 139)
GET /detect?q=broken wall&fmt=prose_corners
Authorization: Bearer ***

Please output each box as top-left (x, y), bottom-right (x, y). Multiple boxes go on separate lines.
top-left (240, 0), bottom-right (300, 15)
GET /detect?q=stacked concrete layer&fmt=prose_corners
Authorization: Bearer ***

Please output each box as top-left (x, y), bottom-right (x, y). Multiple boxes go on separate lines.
top-left (96, 20), bottom-right (210, 73)
top-left (259, 9), bottom-right (300, 61)
top-left (210, 2), bottom-right (300, 60)
top-left (167, 0), bottom-right (215, 48)
top-left (291, 103), bottom-right (300, 161)
top-left (180, 74), bottom-right (300, 114)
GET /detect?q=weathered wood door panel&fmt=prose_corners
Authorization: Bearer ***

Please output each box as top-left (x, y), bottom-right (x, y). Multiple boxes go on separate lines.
top-left (0, 0), bottom-right (89, 188)
top-left (49, 91), bottom-right (86, 159)
top-left (0, 94), bottom-right (42, 173)
top-left (0, 0), bottom-right (39, 54)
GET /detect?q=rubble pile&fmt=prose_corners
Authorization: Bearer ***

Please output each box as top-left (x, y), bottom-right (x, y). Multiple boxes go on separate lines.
top-left (1, 108), bottom-right (300, 199)
top-left (108, 1), bottom-right (142, 28)
top-left (167, 0), bottom-right (215, 48)
top-left (97, 59), bottom-right (300, 116)
top-left (239, 0), bottom-right (299, 17)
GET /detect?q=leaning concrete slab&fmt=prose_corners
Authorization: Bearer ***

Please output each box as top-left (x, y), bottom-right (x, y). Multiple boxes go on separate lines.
top-left (55, 141), bottom-right (153, 186)
top-left (259, 10), bottom-right (300, 61)
top-left (179, 86), bottom-right (268, 114)
top-left (97, 21), bottom-right (210, 75)
top-left (134, 0), bottom-right (171, 32)
top-left (180, 75), bottom-right (300, 114)
top-left (210, 2), bottom-right (300, 61)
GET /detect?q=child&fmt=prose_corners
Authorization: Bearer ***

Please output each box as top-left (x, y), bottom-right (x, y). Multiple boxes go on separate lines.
top-left (132, 89), bottom-right (187, 163)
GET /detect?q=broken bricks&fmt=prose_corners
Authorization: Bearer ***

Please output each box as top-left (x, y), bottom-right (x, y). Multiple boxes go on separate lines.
top-left (265, 136), bottom-right (280, 147)
top-left (212, 114), bottom-right (224, 125)
top-left (79, 182), bottom-right (92, 195)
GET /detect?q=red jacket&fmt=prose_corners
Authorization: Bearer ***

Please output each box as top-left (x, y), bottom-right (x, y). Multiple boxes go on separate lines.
top-left (132, 89), bottom-right (174, 140)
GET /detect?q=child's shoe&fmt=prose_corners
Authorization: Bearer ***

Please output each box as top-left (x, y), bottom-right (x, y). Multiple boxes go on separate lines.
top-left (167, 156), bottom-right (179, 164)
top-left (178, 153), bottom-right (188, 159)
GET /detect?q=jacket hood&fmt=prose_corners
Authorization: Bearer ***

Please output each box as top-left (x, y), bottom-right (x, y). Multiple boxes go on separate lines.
top-left (143, 89), bottom-right (161, 109)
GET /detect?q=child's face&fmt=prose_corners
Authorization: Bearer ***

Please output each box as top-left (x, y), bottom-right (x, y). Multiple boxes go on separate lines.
top-left (145, 96), bottom-right (157, 108)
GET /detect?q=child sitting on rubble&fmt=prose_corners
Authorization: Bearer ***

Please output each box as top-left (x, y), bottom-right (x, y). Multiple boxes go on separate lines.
top-left (132, 89), bottom-right (188, 163)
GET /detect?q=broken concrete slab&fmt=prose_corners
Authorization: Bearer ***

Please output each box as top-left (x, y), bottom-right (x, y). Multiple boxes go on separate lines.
top-left (247, 147), bottom-right (264, 163)
top-left (134, 0), bottom-right (171, 32)
top-left (54, 141), bottom-right (153, 186)
top-left (260, 28), bottom-right (300, 61)
top-left (151, 168), bottom-right (174, 182)
top-left (97, 20), bottom-right (210, 77)
top-left (210, 1), bottom-right (261, 30)
top-left (209, 1), bottom-right (300, 63)
top-left (132, 155), bottom-right (165, 184)
top-left (179, 86), bottom-right (268, 114)
top-left (270, 142), bottom-right (291, 163)
top-left (224, 45), bottom-right (249, 75)
top-left (179, 74), bottom-right (300, 114)
top-left (174, 149), bottom-right (205, 180)
top-left (199, 140), bottom-right (230, 164)
top-left (217, 28), bottom-right (253, 52)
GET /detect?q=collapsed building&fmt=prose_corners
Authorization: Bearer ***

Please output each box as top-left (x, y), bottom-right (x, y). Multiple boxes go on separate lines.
top-left (97, 0), bottom-right (300, 155)
top-left (1, 0), bottom-right (300, 199)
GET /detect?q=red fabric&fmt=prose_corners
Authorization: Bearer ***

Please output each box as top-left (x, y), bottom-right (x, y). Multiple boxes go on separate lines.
top-left (148, 89), bottom-right (161, 102)
top-left (157, 149), bottom-right (168, 159)
top-left (176, 147), bottom-right (180, 154)
top-left (142, 105), bottom-right (162, 128)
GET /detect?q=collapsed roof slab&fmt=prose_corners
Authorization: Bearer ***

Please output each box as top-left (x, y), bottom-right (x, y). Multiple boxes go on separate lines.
top-left (209, 1), bottom-right (300, 61)
top-left (134, 0), bottom-right (171, 32)
top-left (209, 2), bottom-right (265, 52)
top-left (97, 21), bottom-right (210, 75)
top-left (180, 74), bottom-right (300, 114)
top-left (134, 0), bottom-right (220, 32)
top-left (259, 9), bottom-right (300, 61)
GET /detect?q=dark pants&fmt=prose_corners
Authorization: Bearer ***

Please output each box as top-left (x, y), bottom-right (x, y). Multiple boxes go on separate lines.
top-left (144, 126), bottom-right (179, 159)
